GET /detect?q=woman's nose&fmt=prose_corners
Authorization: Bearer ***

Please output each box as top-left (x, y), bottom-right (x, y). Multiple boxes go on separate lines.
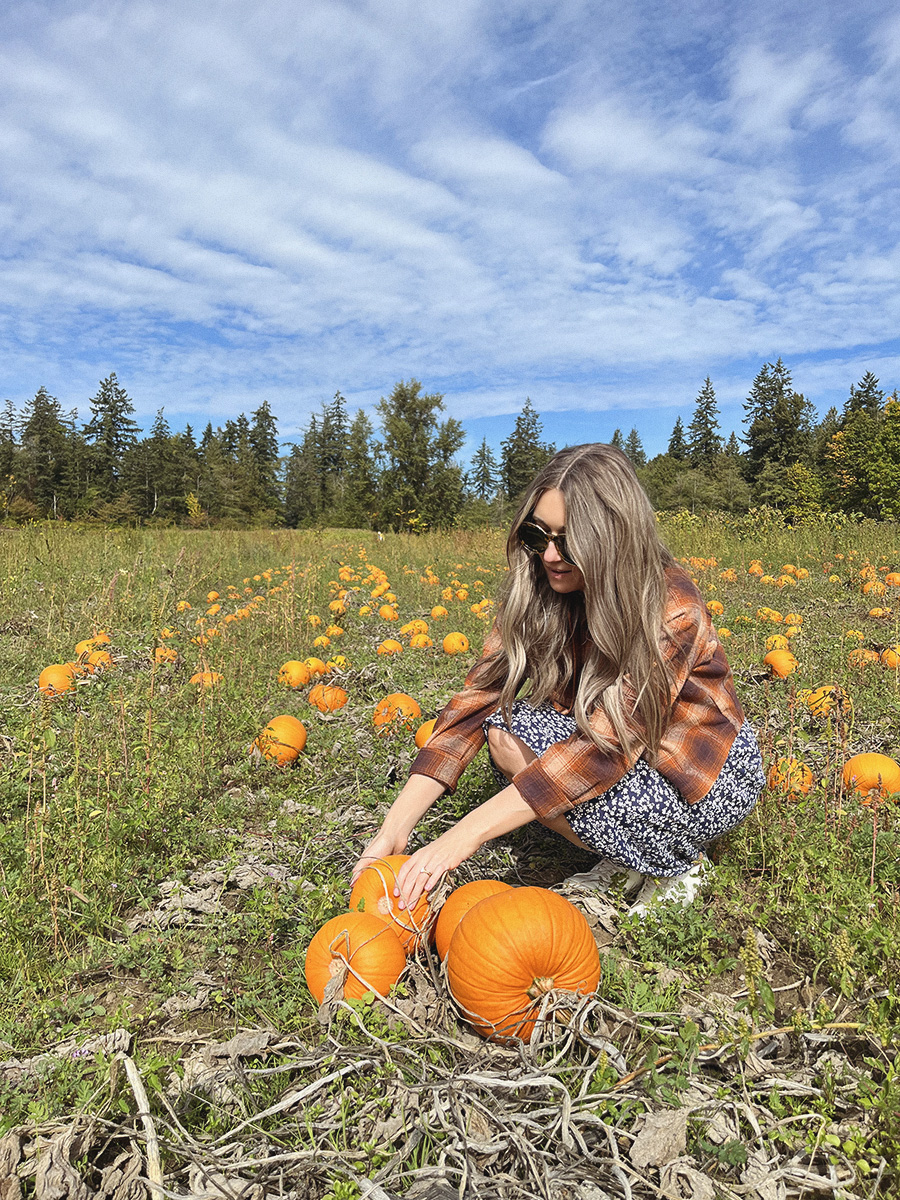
top-left (542, 537), bottom-right (562, 564)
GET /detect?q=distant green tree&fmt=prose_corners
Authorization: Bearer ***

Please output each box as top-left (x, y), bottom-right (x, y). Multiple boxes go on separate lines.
top-left (842, 371), bottom-right (883, 423)
top-left (376, 379), bottom-right (465, 530)
top-left (500, 399), bottom-right (555, 502)
top-left (469, 438), bottom-right (499, 502)
top-left (624, 428), bottom-right (646, 467)
top-left (20, 387), bottom-right (69, 517)
top-left (609, 428), bottom-right (625, 451)
top-left (743, 360), bottom-right (816, 488)
top-left (250, 401), bottom-right (281, 511)
top-left (667, 416), bottom-right (689, 462)
top-left (342, 409), bottom-right (378, 528)
top-left (687, 378), bottom-right (723, 468)
top-left (83, 374), bottom-right (139, 500)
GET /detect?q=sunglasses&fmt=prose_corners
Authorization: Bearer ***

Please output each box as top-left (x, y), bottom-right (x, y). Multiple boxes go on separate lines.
top-left (517, 520), bottom-right (578, 567)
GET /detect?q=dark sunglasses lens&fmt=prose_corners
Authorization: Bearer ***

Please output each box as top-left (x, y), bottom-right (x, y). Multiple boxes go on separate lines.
top-left (556, 537), bottom-right (576, 566)
top-left (518, 524), bottom-right (549, 555)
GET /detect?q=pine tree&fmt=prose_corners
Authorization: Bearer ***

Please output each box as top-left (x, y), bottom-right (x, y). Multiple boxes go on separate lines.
top-left (249, 401), bottom-right (281, 510)
top-left (319, 391), bottom-right (349, 515)
top-left (743, 360), bottom-right (816, 486)
top-left (687, 378), bottom-right (723, 468)
top-left (283, 416), bottom-right (322, 527)
top-left (342, 409), bottom-right (378, 528)
top-left (83, 373), bottom-right (139, 500)
top-left (667, 416), bottom-right (688, 461)
top-left (20, 387), bottom-right (69, 516)
top-left (500, 399), bottom-right (555, 502)
top-left (624, 428), bottom-right (646, 467)
top-left (609, 429), bottom-right (624, 450)
top-left (469, 439), bottom-right (499, 502)
top-left (843, 371), bottom-right (883, 422)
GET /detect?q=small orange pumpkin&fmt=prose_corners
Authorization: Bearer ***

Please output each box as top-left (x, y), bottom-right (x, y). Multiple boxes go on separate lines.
top-left (806, 684), bottom-right (853, 719)
top-left (442, 632), bottom-right (470, 655)
top-left (881, 646), bottom-right (900, 670)
top-left (189, 670), bottom-right (223, 688)
top-left (279, 660), bottom-right (312, 688)
top-left (763, 649), bottom-right (798, 678)
top-left (153, 645), bottom-right (178, 664)
top-left (767, 757), bottom-right (813, 796)
top-left (349, 854), bottom-right (433, 953)
top-left (304, 657), bottom-right (328, 676)
top-left (414, 718), bottom-right (437, 748)
top-left (304, 912), bottom-right (406, 1002)
top-left (86, 649), bottom-right (113, 673)
top-left (373, 693), bottom-right (422, 733)
top-left (446, 887), bottom-right (600, 1042)
top-left (309, 683), bottom-right (348, 712)
top-left (255, 714), bottom-right (308, 764)
top-left (433, 879), bottom-right (513, 960)
top-left (38, 663), bottom-right (77, 697)
top-left (377, 639), bottom-right (403, 656)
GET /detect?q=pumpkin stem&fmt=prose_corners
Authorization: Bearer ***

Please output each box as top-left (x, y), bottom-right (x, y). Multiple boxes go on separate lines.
top-left (526, 976), bottom-right (555, 1000)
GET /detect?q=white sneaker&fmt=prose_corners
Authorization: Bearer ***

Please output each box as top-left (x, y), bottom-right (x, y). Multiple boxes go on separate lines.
top-left (627, 856), bottom-right (711, 917)
top-left (563, 858), bottom-right (645, 896)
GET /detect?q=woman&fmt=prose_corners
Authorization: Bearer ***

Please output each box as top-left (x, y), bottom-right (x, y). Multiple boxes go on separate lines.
top-left (351, 443), bottom-right (764, 916)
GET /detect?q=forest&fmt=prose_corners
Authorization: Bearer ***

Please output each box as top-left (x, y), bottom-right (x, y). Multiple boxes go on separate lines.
top-left (2, 361), bottom-right (897, 530)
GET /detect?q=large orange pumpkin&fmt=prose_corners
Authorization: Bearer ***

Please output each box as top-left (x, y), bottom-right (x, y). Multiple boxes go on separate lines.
top-left (279, 660), bottom-right (312, 688)
top-left (445, 887), bottom-right (601, 1043)
top-left (255, 714), bottom-right (308, 765)
top-left (349, 855), bottom-right (433, 952)
top-left (806, 684), bottom-right (853, 719)
top-left (373, 693), bottom-right (422, 733)
top-left (309, 683), bottom-right (348, 712)
top-left (305, 912), bottom-right (406, 1002)
top-left (442, 632), bottom-right (470, 655)
top-left (842, 753), bottom-right (900, 802)
top-left (38, 663), bottom-right (77, 697)
top-left (433, 879), bottom-right (513, 960)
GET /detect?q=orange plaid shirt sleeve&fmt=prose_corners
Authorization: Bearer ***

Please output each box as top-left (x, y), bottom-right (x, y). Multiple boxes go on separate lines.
top-left (410, 566), bottom-right (746, 821)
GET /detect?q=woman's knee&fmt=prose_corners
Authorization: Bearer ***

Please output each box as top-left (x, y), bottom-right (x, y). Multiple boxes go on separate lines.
top-left (486, 726), bottom-right (536, 777)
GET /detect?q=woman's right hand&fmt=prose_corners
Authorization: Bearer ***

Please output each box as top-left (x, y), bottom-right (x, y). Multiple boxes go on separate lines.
top-left (350, 829), bottom-right (408, 885)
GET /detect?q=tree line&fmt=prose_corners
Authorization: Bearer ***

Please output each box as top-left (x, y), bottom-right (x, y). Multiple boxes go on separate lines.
top-left (1, 364), bottom-right (897, 528)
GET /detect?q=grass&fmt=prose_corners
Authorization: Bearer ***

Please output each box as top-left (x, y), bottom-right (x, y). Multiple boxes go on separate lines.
top-left (1, 517), bottom-right (900, 1194)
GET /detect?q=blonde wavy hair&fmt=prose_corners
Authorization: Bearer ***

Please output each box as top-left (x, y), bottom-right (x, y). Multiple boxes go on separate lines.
top-left (471, 443), bottom-right (676, 762)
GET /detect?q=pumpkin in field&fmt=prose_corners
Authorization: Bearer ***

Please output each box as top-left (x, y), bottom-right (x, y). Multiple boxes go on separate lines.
top-left (309, 683), bottom-right (348, 712)
top-left (304, 657), bottom-right (328, 676)
top-left (842, 753), bottom-right (900, 802)
top-left (848, 648), bottom-right (880, 668)
top-left (377, 639), bottom-right (403, 656)
top-left (153, 645), bottom-right (178, 664)
top-left (378, 604), bottom-right (399, 621)
top-left (767, 757), bottom-right (813, 796)
top-left (38, 663), bottom-right (77, 697)
top-left (86, 649), bottom-right (113, 673)
top-left (255, 714), bottom-right (308, 765)
top-left (885, 572), bottom-right (900, 587)
top-left (805, 684), bottom-right (853, 720)
top-left (446, 887), bottom-right (600, 1043)
top-left (433, 879), bottom-right (513, 960)
top-left (881, 646), bottom-right (900, 670)
top-left (763, 649), bottom-right (798, 678)
top-left (442, 632), bottom-right (470, 655)
top-left (278, 660), bottom-right (312, 688)
top-left (75, 635), bottom-right (109, 657)
top-left (305, 912), bottom-right (406, 1002)
top-left (189, 670), bottom-right (223, 688)
top-left (373, 693), bottom-right (422, 733)
top-left (431, 605), bottom-right (449, 619)
top-left (414, 718), bottom-right (437, 748)
top-left (409, 633), bottom-right (433, 649)
top-left (349, 855), bottom-right (433, 952)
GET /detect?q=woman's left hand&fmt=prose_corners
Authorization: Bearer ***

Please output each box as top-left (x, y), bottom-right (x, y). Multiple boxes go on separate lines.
top-left (394, 827), bottom-right (481, 911)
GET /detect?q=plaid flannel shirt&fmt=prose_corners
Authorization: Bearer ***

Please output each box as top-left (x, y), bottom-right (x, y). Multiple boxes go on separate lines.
top-left (410, 565), bottom-right (746, 820)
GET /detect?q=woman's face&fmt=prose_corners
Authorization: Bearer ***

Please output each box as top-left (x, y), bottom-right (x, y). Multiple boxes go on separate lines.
top-left (530, 488), bottom-right (586, 594)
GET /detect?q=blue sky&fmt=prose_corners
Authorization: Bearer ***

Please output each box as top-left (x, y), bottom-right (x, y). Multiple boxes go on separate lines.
top-left (2, 0), bottom-right (899, 460)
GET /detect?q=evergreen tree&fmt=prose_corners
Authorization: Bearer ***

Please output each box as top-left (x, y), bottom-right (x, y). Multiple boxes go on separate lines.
top-left (283, 416), bottom-right (322, 527)
top-left (667, 416), bottom-right (688, 461)
top-left (724, 431), bottom-right (743, 460)
top-left (319, 391), bottom-right (349, 515)
top-left (20, 387), bottom-right (69, 516)
top-left (0, 399), bottom-right (16, 489)
top-left (743, 360), bottom-right (816, 487)
top-left (342, 409), bottom-right (378, 528)
top-left (500, 399), bottom-right (555, 502)
top-left (687, 378), bottom-right (723, 468)
top-left (624, 428), bottom-right (646, 467)
top-left (609, 428), bottom-right (624, 450)
top-left (469, 439), bottom-right (499, 502)
top-left (249, 400), bottom-right (281, 511)
top-left (83, 373), bottom-right (139, 500)
top-left (376, 379), bottom-right (465, 530)
top-left (843, 371), bottom-right (883, 422)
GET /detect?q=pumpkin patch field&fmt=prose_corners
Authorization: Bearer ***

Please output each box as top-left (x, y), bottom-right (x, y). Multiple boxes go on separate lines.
top-left (2, 517), bottom-right (900, 1197)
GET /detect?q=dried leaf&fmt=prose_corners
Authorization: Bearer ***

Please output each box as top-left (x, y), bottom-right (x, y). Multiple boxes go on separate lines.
top-left (629, 1108), bottom-right (688, 1169)
top-left (659, 1156), bottom-right (717, 1200)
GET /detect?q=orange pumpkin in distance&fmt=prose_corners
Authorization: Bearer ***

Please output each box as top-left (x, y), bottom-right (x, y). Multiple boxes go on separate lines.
top-left (842, 753), bottom-right (900, 802)
top-left (446, 887), bottom-right (601, 1043)
top-left (38, 663), bottom-right (77, 697)
top-left (256, 714), bottom-right (308, 765)
top-left (767, 757), bottom-right (813, 796)
top-left (373, 693), bottom-right (422, 733)
top-left (442, 632), bottom-right (470, 655)
top-left (763, 649), bottom-right (798, 678)
top-left (308, 683), bottom-right (348, 712)
top-left (86, 649), bottom-right (113, 673)
top-left (189, 671), bottom-right (223, 688)
top-left (433, 879), bottom-right (513, 960)
top-left (349, 855), bottom-right (433, 953)
top-left (414, 718), bottom-right (437, 748)
top-left (881, 646), bottom-right (900, 670)
top-left (153, 645), bottom-right (178, 664)
top-left (305, 912), bottom-right (406, 1002)
top-left (304, 657), bottom-right (328, 676)
top-left (279, 660), bottom-right (312, 688)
